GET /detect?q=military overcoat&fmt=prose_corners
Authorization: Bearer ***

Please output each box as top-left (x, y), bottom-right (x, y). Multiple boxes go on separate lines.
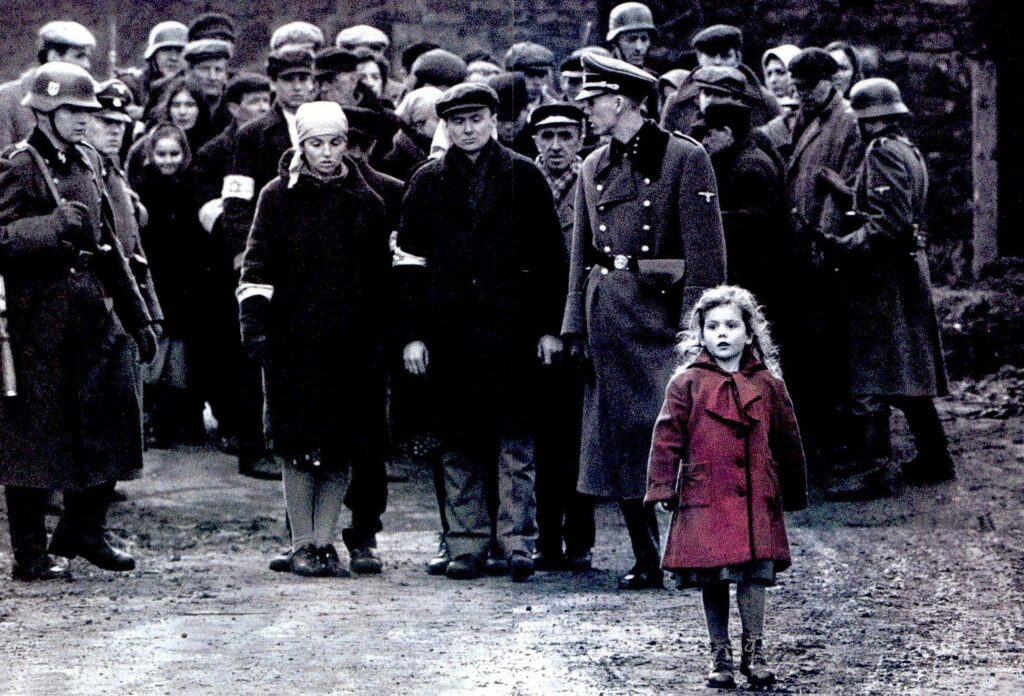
top-left (562, 121), bottom-right (726, 499)
top-left (0, 129), bottom-right (151, 490)
top-left (829, 131), bottom-right (948, 397)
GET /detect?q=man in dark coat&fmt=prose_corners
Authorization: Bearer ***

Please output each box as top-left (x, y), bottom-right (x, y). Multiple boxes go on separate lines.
top-left (220, 48), bottom-right (317, 477)
top-left (0, 63), bottom-right (156, 581)
top-left (562, 53), bottom-right (726, 590)
top-left (700, 101), bottom-right (789, 317)
top-left (774, 48), bottom-right (863, 483)
top-left (191, 73), bottom-right (271, 458)
top-left (820, 79), bottom-right (953, 500)
top-left (529, 104), bottom-right (595, 571)
top-left (394, 84), bottom-right (565, 581)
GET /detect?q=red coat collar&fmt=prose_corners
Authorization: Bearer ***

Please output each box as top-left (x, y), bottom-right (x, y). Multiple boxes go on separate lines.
top-left (691, 350), bottom-right (766, 426)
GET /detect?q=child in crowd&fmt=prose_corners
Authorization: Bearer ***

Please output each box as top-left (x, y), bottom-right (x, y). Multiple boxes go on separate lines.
top-left (645, 285), bottom-right (807, 689)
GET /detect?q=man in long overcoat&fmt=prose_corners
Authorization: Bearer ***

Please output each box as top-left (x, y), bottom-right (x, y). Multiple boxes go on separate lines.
top-left (821, 78), bottom-right (954, 499)
top-left (0, 63), bottom-right (155, 581)
top-left (394, 83), bottom-right (565, 581)
top-left (562, 53), bottom-right (726, 589)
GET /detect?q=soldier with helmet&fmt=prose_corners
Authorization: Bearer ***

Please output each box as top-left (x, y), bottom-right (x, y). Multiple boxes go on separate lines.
top-left (607, 2), bottom-right (657, 70)
top-left (0, 21), bottom-right (97, 149)
top-left (0, 62), bottom-right (156, 581)
top-left (819, 78), bottom-right (954, 499)
top-left (117, 21), bottom-right (189, 119)
top-left (562, 52), bottom-right (726, 590)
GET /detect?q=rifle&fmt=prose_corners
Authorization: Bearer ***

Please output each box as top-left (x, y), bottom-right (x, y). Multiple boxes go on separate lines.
top-left (0, 274), bottom-right (16, 397)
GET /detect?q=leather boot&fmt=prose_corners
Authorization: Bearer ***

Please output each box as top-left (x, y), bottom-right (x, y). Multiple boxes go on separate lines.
top-left (898, 397), bottom-right (955, 484)
top-left (740, 634), bottom-right (776, 687)
top-left (706, 641), bottom-right (736, 689)
top-left (427, 534), bottom-right (450, 575)
top-left (618, 499), bottom-right (662, 589)
top-left (825, 410), bottom-right (892, 501)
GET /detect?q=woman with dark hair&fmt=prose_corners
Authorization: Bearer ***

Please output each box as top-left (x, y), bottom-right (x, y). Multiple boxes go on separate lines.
top-left (129, 124), bottom-right (209, 447)
top-left (126, 78), bottom-right (214, 181)
top-left (824, 41), bottom-right (862, 98)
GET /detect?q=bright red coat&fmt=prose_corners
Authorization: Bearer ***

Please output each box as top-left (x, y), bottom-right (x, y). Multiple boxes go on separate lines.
top-left (645, 352), bottom-right (807, 572)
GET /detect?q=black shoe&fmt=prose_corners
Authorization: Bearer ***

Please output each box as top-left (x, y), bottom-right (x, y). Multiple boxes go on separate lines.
top-left (11, 555), bottom-right (71, 582)
top-left (484, 548), bottom-right (510, 576)
top-left (239, 453), bottom-right (280, 480)
top-left (427, 536), bottom-right (450, 575)
top-left (52, 536), bottom-right (136, 572)
top-left (706, 641), bottom-right (737, 689)
top-left (350, 543), bottom-right (383, 575)
top-left (445, 554), bottom-right (483, 580)
top-left (318, 544), bottom-right (351, 578)
top-left (532, 549), bottom-right (566, 571)
top-left (901, 454), bottom-right (956, 484)
top-left (510, 551), bottom-right (535, 582)
top-left (618, 565), bottom-right (663, 590)
top-left (566, 551), bottom-right (593, 573)
top-left (268, 549), bottom-right (292, 572)
top-left (290, 543), bottom-right (324, 577)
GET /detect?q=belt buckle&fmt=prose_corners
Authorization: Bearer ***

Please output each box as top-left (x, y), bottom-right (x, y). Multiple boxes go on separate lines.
top-left (613, 254), bottom-right (629, 270)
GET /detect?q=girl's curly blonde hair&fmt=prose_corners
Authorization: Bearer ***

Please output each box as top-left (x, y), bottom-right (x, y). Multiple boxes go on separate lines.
top-left (676, 285), bottom-right (783, 377)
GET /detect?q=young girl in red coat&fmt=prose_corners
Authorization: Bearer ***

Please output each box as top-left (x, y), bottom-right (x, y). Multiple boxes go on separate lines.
top-left (645, 285), bottom-right (807, 689)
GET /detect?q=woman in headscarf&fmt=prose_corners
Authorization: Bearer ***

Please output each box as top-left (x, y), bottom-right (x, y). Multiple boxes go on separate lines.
top-left (237, 102), bottom-right (391, 577)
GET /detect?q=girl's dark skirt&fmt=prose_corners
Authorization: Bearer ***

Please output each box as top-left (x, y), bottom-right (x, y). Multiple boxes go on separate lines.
top-left (673, 559), bottom-right (779, 590)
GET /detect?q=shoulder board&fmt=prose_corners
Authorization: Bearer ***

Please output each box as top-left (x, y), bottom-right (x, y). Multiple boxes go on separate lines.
top-left (671, 130), bottom-right (702, 147)
top-left (5, 141), bottom-right (30, 160)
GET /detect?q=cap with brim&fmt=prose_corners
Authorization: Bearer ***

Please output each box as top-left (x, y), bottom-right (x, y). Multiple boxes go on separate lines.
top-left (436, 82), bottom-right (498, 120)
top-left (560, 56), bottom-right (583, 78)
top-left (225, 72), bottom-right (272, 104)
top-left (95, 79), bottom-right (134, 123)
top-left (692, 24), bottom-right (743, 53)
top-left (575, 52), bottom-right (656, 101)
top-left (183, 39), bottom-right (232, 65)
top-left (189, 13), bottom-right (235, 43)
top-left (314, 47), bottom-right (359, 78)
top-left (336, 25), bottom-right (389, 50)
top-left (529, 103), bottom-right (584, 131)
top-left (267, 48), bottom-right (315, 80)
top-left (271, 22), bottom-right (324, 52)
top-left (505, 42), bottom-right (555, 71)
top-left (693, 66), bottom-right (748, 96)
top-left (38, 21), bottom-right (96, 49)
top-left (788, 48), bottom-right (839, 83)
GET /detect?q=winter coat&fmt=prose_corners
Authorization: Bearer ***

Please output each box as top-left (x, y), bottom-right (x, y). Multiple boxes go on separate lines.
top-left (0, 129), bottom-right (151, 489)
top-left (222, 105), bottom-right (293, 261)
top-left (351, 156), bottom-right (404, 233)
top-left (379, 129), bottom-right (429, 182)
top-left (645, 352), bottom-right (807, 572)
top-left (394, 138), bottom-right (565, 438)
top-left (239, 154), bottom-right (391, 461)
top-left (0, 70), bottom-right (35, 150)
top-left (827, 130), bottom-right (948, 397)
top-left (710, 134), bottom-right (791, 316)
top-left (131, 164), bottom-right (208, 339)
top-left (562, 121), bottom-right (727, 498)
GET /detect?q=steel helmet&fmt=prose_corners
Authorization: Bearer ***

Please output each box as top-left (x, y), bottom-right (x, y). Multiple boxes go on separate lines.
top-left (144, 21), bottom-right (188, 60)
top-left (21, 62), bottom-right (100, 112)
top-left (607, 2), bottom-right (657, 42)
top-left (850, 77), bottom-right (910, 119)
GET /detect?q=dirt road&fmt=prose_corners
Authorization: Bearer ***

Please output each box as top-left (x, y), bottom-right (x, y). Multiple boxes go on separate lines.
top-left (1, 382), bottom-right (1023, 695)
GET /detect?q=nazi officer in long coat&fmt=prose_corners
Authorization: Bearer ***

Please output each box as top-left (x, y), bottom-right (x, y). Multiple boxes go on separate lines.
top-left (394, 83), bottom-right (566, 581)
top-left (820, 79), bottom-right (955, 500)
top-left (0, 63), bottom-right (156, 581)
top-left (561, 53), bottom-right (726, 590)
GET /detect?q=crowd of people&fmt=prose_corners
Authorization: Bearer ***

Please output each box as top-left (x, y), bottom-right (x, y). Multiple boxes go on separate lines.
top-left (0, 4), bottom-right (957, 689)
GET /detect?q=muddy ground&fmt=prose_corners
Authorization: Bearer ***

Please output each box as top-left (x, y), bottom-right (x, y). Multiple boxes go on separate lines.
top-left (1, 379), bottom-right (1023, 695)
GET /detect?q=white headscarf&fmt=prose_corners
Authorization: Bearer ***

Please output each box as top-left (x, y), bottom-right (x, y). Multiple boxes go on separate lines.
top-left (288, 101), bottom-right (349, 187)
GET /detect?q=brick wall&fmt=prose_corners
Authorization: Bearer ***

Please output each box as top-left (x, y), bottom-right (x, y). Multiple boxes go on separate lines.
top-left (3, 0), bottom-right (987, 281)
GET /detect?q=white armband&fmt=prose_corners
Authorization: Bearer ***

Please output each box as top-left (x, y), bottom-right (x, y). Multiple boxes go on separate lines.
top-left (222, 175), bottom-right (255, 201)
top-left (235, 283), bottom-right (275, 303)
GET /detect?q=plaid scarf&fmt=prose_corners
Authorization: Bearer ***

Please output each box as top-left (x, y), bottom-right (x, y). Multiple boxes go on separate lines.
top-left (537, 155), bottom-right (583, 205)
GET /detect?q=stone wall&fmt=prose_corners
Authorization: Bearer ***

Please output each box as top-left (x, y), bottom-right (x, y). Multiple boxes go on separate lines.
top-left (4, 0), bottom-right (990, 281)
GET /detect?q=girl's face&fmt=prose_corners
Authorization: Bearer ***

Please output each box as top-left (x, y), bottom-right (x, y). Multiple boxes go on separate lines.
top-left (169, 90), bottom-right (199, 131)
top-left (356, 61), bottom-right (384, 98)
top-left (154, 47), bottom-right (183, 78)
top-left (702, 303), bottom-right (752, 368)
top-left (301, 135), bottom-right (347, 176)
top-left (153, 136), bottom-right (185, 175)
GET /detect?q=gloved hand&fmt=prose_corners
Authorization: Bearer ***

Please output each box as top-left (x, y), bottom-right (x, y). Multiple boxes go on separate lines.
top-left (54, 201), bottom-right (94, 250)
top-left (133, 326), bottom-right (158, 365)
top-left (239, 296), bottom-right (270, 364)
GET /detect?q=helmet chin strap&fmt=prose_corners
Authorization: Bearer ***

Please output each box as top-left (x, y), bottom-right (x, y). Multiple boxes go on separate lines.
top-left (38, 110), bottom-right (73, 150)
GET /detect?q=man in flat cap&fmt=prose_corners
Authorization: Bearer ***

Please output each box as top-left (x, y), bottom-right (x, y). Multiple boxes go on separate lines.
top-left (505, 42), bottom-right (559, 114)
top-left (394, 83), bottom-right (565, 582)
top-left (220, 48), bottom-right (317, 480)
top-left (562, 52), bottom-right (725, 590)
top-left (527, 103), bottom-right (595, 572)
top-left (487, 72), bottom-right (534, 158)
top-left (768, 47), bottom-right (862, 491)
top-left (335, 25), bottom-right (405, 104)
top-left (661, 24), bottom-right (780, 135)
top-left (465, 52), bottom-right (503, 84)
top-left (189, 12), bottom-right (236, 44)
top-left (0, 21), bottom-right (96, 149)
top-left (315, 48), bottom-right (362, 107)
top-left (144, 38), bottom-right (233, 129)
top-left (410, 49), bottom-right (468, 91)
top-left (271, 22), bottom-right (325, 53)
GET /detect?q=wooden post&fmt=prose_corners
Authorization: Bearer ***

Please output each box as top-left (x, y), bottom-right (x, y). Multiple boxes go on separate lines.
top-left (971, 58), bottom-right (998, 278)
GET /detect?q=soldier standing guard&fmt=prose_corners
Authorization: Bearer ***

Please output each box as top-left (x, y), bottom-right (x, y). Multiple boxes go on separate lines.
top-left (394, 83), bottom-right (566, 582)
top-left (820, 79), bottom-right (954, 499)
top-left (562, 53), bottom-right (726, 589)
top-left (0, 63), bottom-right (156, 581)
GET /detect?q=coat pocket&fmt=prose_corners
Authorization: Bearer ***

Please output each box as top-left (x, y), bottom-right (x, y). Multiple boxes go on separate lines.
top-left (676, 460), bottom-right (711, 507)
top-left (637, 259), bottom-right (686, 290)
